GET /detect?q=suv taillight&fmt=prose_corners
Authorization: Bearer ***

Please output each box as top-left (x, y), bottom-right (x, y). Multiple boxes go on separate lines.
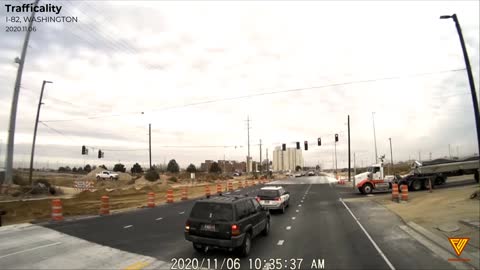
top-left (275, 197), bottom-right (281, 201)
top-left (185, 222), bottom-right (190, 233)
top-left (255, 196), bottom-right (260, 202)
top-left (231, 224), bottom-right (240, 236)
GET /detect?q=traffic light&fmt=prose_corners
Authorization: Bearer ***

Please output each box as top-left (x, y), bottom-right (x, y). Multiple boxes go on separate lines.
top-left (318, 138), bottom-right (321, 146)
top-left (98, 150), bottom-right (103, 159)
top-left (335, 134), bottom-right (339, 142)
top-left (282, 144), bottom-right (286, 151)
top-left (304, 141), bottom-right (308, 151)
top-left (82, 145), bottom-right (86, 155)
top-left (296, 142), bottom-right (300, 149)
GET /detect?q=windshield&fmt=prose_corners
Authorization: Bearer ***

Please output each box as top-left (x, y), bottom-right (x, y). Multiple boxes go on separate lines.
top-left (189, 202), bottom-right (233, 221)
top-left (258, 190), bottom-right (280, 198)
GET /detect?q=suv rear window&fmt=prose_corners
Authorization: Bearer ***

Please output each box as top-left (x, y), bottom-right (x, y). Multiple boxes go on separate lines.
top-left (190, 202), bottom-right (233, 221)
top-left (258, 190), bottom-right (280, 198)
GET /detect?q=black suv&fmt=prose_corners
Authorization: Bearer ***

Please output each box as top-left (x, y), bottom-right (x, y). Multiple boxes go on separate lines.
top-left (184, 195), bottom-right (270, 257)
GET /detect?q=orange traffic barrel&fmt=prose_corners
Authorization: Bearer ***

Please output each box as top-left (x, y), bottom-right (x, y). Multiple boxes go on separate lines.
top-left (401, 184), bottom-right (408, 202)
top-left (100, 196), bottom-right (110, 216)
top-left (181, 187), bottom-right (188, 200)
top-left (166, 189), bottom-right (174, 203)
top-left (216, 184), bottom-right (222, 194)
top-left (51, 199), bottom-right (64, 221)
top-left (245, 180), bottom-right (249, 187)
top-left (147, 192), bottom-right (155, 208)
top-left (391, 184), bottom-right (399, 202)
top-left (238, 181), bottom-right (243, 188)
top-left (228, 182), bottom-right (233, 191)
top-left (205, 185), bottom-right (211, 196)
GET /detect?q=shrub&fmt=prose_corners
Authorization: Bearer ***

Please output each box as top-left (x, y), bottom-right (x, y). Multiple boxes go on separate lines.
top-left (113, 163), bottom-right (126, 173)
top-left (168, 176), bottom-right (178, 182)
top-left (186, 164), bottom-right (196, 173)
top-left (167, 159), bottom-right (180, 173)
top-left (145, 169), bottom-right (159, 182)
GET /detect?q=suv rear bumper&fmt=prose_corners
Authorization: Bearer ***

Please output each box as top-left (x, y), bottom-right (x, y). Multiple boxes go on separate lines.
top-left (185, 233), bottom-right (245, 248)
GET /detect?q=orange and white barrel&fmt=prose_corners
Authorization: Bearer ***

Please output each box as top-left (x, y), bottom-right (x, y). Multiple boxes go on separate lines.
top-left (166, 189), bottom-right (174, 203)
top-left (391, 184), bottom-right (399, 202)
top-left (238, 181), bottom-right (243, 188)
top-left (401, 184), bottom-right (408, 202)
top-left (147, 192), bottom-right (155, 208)
top-left (100, 196), bottom-right (110, 216)
top-left (181, 188), bottom-right (188, 200)
top-left (51, 199), bottom-right (64, 221)
top-left (216, 184), bottom-right (222, 194)
top-left (205, 185), bottom-right (211, 196)
top-left (228, 182), bottom-right (233, 191)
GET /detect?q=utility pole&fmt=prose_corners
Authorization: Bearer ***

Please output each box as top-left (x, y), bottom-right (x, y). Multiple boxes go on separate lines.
top-left (429, 152), bottom-right (432, 161)
top-left (448, 144), bottom-right (452, 159)
top-left (149, 123), bottom-right (152, 169)
top-left (348, 115), bottom-right (351, 182)
top-left (334, 138), bottom-right (337, 176)
top-left (418, 151), bottom-right (421, 162)
top-left (266, 148), bottom-right (269, 178)
top-left (389, 138), bottom-right (393, 176)
top-left (259, 139), bottom-right (262, 173)
top-left (246, 116), bottom-right (251, 175)
top-left (29, 80), bottom-right (52, 185)
top-left (372, 112), bottom-right (378, 163)
top-left (4, 0), bottom-right (40, 186)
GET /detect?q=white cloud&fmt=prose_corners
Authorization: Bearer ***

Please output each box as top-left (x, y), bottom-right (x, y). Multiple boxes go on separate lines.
top-left (0, 0), bottom-right (478, 170)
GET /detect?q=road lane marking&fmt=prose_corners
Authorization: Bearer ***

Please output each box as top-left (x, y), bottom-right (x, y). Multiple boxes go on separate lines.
top-left (123, 260), bottom-right (151, 270)
top-left (298, 204), bottom-right (302, 207)
top-left (124, 225), bottom-right (133, 229)
top-left (234, 190), bottom-right (240, 192)
top-left (225, 192), bottom-right (231, 195)
top-left (292, 217), bottom-right (296, 220)
top-left (296, 210), bottom-right (299, 213)
top-left (0, 242), bottom-right (62, 259)
top-left (339, 198), bottom-right (396, 270)
top-left (179, 211), bottom-right (185, 214)
top-left (156, 217), bottom-right (163, 221)
top-left (286, 226), bottom-right (291, 230)
top-left (300, 200), bottom-right (304, 203)
top-left (277, 240), bottom-right (285, 245)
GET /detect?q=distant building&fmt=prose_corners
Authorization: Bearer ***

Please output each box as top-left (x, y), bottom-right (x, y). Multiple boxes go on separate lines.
top-left (272, 147), bottom-right (304, 172)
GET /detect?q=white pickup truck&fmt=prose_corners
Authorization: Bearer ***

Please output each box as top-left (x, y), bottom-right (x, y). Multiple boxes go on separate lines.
top-left (95, 171), bottom-right (119, 180)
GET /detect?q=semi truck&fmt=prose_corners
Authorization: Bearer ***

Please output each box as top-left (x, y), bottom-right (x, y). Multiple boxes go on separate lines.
top-left (355, 156), bottom-right (479, 194)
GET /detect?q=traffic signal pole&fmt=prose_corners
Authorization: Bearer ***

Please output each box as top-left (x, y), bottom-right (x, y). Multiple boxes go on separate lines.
top-left (348, 115), bottom-right (351, 182)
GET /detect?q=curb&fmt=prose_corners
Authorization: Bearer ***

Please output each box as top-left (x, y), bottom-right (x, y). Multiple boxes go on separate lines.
top-left (406, 221), bottom-right (480, 269)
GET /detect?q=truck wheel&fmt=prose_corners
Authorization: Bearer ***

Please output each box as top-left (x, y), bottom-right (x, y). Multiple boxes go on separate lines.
top-left (361, 183), bottom-right (373, 194)
top-left (435, 176), bottom-right (445, 185)
top-left (411, 179), bottom-right (422, 191)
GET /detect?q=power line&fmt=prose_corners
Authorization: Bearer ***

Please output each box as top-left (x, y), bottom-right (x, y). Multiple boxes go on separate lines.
top-left (41, 68), bottom-right (465, 123)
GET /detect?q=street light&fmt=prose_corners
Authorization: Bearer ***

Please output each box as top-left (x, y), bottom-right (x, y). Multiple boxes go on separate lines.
top-left (440, 14), bottom-right (480, 166)
top-left (372, 112), bottom-right (378, 163)
top-left (29, 80), bottom-right (53, 185)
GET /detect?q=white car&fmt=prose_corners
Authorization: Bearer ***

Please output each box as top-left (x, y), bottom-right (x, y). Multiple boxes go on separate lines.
top-left (308, 171), bottom-right (316, 176)
top-left (256, 186), bottom-right (290, 213)
top-left (95, 170), bottom-right (119, 180)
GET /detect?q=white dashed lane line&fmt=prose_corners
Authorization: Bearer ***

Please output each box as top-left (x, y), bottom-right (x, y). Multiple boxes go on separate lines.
top-left (298, 204), bottom-right (302, 207)
top-left (179, 211), bottom-right (185, 215)
top-left (296, 210), bottom-right (299, 213)
top-left (156, 217), bottom-right (163, 221)
top-left (277, 240), bottom-right (285, 246)
top-left (300, 200), bottom-right (304, 203)
top-left (292, 217), bottom-right (296, 220)
top-left (123, 225), bottom-right (133, 229)
top-left (286, 226), bottom-right (291, 230)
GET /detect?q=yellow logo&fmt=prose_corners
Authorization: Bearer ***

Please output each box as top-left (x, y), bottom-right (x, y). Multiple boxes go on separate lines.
top-left (449, 238), bottom-right (469, 256)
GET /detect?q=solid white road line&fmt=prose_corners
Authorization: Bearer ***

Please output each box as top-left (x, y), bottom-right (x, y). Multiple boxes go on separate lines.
top-left (0, 242), bottom-right (62, 259)
top-left (277, 240), bottom-right (285, 245)
top-left (286, 226), bottom-right (291, 230)
top-left (123, 225), bottom-right (133, 229)
top-left (156, 217), bottom-right (163, 221)
top-left (339, 198), bottom-right (396, 270)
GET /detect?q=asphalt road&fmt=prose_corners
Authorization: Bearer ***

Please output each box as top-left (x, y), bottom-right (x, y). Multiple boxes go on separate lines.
top-left (37, 176), bottom-right (455, 270)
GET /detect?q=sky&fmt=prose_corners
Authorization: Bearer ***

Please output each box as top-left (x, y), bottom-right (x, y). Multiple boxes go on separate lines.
top-left (0, 0), bottom-right (479, 171)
